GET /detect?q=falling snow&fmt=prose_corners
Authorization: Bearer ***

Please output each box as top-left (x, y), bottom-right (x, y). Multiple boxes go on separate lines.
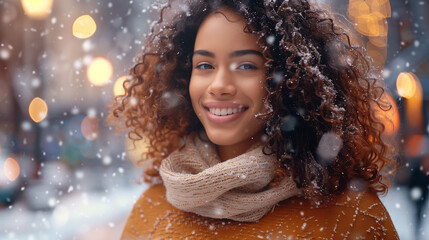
top-left (0, 0), bottom-right (427, 239)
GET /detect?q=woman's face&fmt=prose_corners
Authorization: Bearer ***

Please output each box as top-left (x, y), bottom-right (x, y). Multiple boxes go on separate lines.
top-left (189, 8), bottom-right (267, 156)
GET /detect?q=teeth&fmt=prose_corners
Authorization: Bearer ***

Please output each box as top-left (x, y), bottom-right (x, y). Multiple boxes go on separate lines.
top-left (209, 107), bottom-right (245, 116)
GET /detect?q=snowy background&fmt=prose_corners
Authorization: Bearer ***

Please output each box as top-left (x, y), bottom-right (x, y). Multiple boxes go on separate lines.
top-left (0, 0), bottom-right (429, 239)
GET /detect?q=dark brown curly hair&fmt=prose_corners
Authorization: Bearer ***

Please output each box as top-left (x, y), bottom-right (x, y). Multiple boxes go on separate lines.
top-left (110, 0), bottom-right (397, 203)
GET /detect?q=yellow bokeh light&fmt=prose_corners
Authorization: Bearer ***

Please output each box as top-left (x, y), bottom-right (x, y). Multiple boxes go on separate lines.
top-left (348, 0), bottom-right (391, 37)
top-left (29, 97), bottom-right (48, 123)
top-left (355, 12), bottom-right (388, 37)
top-left (126, 136), bottom-right (150, 167)
top-left (4, 157), bottom-right (20, 182)
top-left (87, 57), bottom-right (113, 86)
top-left (81, 116), bottom-right (99, 141)
top-left (396, 72), bottom-right (417, 99)
top-left (370, 0), bottom-right (391, 18)
top-left (72, 15), bottom-right (97, 39)
top-left (113, 75), bottom-right (130, 96)
top-left (21, 0), bottom-right (53, 19)
top-left (348, 0), bottom-right (370, 20)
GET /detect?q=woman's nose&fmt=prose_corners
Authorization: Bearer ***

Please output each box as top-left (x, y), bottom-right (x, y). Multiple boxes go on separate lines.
top-left (208, 67), bottom-right (237, 97)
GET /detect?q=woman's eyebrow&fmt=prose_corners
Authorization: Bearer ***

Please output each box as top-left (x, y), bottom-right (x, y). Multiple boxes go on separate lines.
top-left (193, 50), bottom-right (214, 58)
top-left (192, 49), bottom-right (263, 58)
top-left (229, 49), bottom-right (263, 58)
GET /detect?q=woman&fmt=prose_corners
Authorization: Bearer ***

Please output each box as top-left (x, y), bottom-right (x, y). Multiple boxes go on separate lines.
top-left (111, 0), bottom-right (399, 239)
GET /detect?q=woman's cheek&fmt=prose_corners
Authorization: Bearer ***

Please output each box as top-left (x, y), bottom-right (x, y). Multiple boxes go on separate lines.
top-left (189, 78), bottom-right (204, 118)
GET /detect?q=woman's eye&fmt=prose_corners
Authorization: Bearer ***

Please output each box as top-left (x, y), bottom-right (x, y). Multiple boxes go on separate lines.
top-left (237, 63), bottom-right (257, 70)
top-left (196, 63), bottom-right (213, 70)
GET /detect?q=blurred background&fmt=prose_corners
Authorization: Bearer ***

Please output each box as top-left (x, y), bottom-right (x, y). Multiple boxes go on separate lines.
top-left (0, 0), bottom-right (428, 239)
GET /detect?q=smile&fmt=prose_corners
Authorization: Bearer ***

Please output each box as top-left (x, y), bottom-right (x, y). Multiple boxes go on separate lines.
top-left (205, 108), bottom-right (247, 124)
top-left (203, 102), bottom-right (249, 124)
top-left (208, 107), bottom-right (246, 116)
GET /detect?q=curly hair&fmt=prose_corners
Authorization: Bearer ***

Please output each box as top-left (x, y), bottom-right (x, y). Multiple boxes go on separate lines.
top-left (110, 0), bottom-right (397, 203)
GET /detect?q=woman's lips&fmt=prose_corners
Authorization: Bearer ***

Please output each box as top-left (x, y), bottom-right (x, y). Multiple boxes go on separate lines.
top-left (204, 107), bottom-right (248, 124)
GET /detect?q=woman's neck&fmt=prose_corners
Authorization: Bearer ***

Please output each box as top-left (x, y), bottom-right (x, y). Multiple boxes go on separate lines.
top-left (216, 132), bottom-right (265, 161)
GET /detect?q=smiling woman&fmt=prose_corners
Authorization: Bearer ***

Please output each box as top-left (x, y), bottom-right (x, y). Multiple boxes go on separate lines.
top-left (190, 9), bottom-right (267, 161)
top-left (109, 0), bottom-right (399, 239)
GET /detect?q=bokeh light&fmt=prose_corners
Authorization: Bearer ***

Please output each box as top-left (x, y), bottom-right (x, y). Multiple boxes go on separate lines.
top-left (29, 97), bottom-right (48, 123)
top-left (348, 0), bottom-right (370, 18)
top-left (52, 205), bottom-right (70, 227)
top-left (3, 157), bottom-right (20, 182)
top-left (21, 0), bottom-right (53, 19)
top-left (402, 73), bottom-right (424, 129)
top-left (125, 136), bottom-right (150, 166)
top-left (405, 135), bottom-right (427, 157)
top-left (113, 75), bottom-right (129, 96)
top-left (348, 0), bottom-right (390, 37)
top-left (355, 12), bottom-right (388, 37)
top-left (87, 57), bottom-right (113, 86)
top-left (369, 0), bottom-right (391, 18)
top-left (397, 72), bottom-right (417, 99)
top-left (81, 116), bottom-right (99, 141)
top-left (72, 15), bottom-right (97, 39)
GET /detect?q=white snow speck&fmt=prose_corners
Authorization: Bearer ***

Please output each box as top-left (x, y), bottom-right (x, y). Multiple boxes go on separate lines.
top-left (103, 156), bottom-right (112, 165)
top-left (316, 132), bottom-right (342, 164)
top-left (129, 97), bottom-right (138, 106)
top-left (267, 35), bottom-right (275, 45)
top-left (87, 108), bottom-right (97, 117)
top-left (21, 121), bottom-right (32, 131)
top-left (410, 187), bottom-right (422, 200)
top-left (0, 48), bottom-right (10, 60)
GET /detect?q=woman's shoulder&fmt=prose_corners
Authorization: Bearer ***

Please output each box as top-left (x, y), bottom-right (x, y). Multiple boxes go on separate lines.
top-left (268, 188), bottom-right (399, 239)
top-left (121, 184), bottom-right (399, 240)
top-left (120, 184), bottom-right (178, 240)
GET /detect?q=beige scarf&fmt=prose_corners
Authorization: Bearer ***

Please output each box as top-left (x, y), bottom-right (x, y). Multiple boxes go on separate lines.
top-left (159, 133), bottom-right (301, 222)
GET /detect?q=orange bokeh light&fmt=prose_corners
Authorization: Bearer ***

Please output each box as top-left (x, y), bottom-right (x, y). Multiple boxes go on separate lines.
top-left (348, 0), bottom-right (371, 19)
top-left (348, 0), bottom-right (391, 37)
top-left (4, 157), bottom-right (20, 181)
top-left (405, 135), bottom-right (426, 157)
top-left (396, 72), bottom-right (417, 99)
top-left (402, 73), bottom-right (423, 129)
top-left (29, 97), bottom-right (48, 123)
top-left (370, 0), bottom-right (391, 18)
top-left (355, 12), bottom-right (388, 37)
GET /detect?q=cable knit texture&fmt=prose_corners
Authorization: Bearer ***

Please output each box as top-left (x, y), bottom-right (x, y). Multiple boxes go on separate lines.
top-left (159, 133), bottom-right (301, 222)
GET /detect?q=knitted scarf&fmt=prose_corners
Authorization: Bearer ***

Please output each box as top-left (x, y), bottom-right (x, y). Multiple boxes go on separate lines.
top-left (159, 133), bottom-right (301, 222)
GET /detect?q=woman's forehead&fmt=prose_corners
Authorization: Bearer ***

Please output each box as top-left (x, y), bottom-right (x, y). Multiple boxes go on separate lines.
top-left (194, 8), bottom-right (262, 53)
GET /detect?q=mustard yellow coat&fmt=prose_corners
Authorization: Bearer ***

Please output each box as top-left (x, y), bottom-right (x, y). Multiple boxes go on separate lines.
top-left (121, 184), bottom-right (399, 239)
